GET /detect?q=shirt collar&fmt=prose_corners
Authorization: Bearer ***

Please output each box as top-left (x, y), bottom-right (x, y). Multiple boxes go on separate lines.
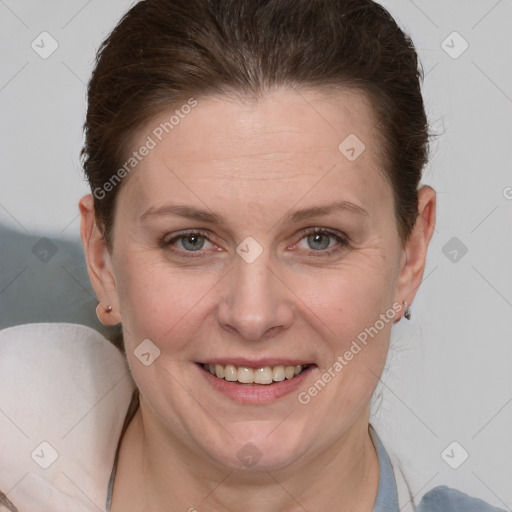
top-left (370, 425), bottom-right (400, 512)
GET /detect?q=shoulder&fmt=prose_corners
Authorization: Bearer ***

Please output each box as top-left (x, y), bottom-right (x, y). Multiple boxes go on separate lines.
top-left (0, 321), bottom-right (123, 364)
top-left (0, 323), bottom-right (135, 511)
top-left (417, 486), bottom-right (506, 512)
top-left (0, 322), bottom-right (131, 402)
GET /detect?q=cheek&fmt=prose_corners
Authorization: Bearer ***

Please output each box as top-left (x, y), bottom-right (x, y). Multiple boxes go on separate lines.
top-left (295, 269), bottom-right (395, 417)
top-left (293, 260), bottom-right (396, 336)
top-left (288, 258), bottom-right (398, 404)
top-left (113, 252), bottom-right (221, 350)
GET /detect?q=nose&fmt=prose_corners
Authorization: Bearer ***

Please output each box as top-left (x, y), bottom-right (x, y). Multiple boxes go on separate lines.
top-left (216, 254), bottom-right (294, 341)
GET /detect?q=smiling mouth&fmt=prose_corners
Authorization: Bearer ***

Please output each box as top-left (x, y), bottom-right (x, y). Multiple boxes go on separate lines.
top-left (199, 363), bottom-right (311, 385)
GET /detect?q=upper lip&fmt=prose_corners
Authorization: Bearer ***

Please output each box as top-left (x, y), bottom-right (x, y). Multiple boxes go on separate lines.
top-left (197, 358), bottom-right (314, 369)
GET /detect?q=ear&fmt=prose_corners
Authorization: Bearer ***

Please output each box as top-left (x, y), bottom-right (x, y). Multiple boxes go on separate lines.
top-left (79, 194), bottom-right (121, 325)
top-left (394, 185), bottom-right (436, 319)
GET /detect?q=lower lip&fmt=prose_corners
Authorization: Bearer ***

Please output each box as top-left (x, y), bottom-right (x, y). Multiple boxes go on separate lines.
top-left (196, 364), bottom-right (315, 404)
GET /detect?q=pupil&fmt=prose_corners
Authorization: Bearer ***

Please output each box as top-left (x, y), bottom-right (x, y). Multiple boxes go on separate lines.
top-left (308, 233), bottom-right (330, 250)
top-left (183, 234), bottom-right (204, 251)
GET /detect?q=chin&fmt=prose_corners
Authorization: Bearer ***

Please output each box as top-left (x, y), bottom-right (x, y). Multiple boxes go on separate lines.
top-left (202, 421), bottom-right (309, 472)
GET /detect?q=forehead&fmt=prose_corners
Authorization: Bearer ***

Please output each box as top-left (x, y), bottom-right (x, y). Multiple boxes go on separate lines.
top-left (147, 88), bottom-right (377, 163)
top-left (117, 87), bottom-right (391, 221)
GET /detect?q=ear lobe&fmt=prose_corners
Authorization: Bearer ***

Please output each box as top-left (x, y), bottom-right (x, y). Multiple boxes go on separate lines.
top-left (395, 185), bottom-right (437, 310)
top-left (79, 194), bottom-right (121, 325)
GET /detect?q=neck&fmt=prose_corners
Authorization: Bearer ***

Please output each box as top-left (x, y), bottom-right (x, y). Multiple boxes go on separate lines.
top-left (111, 400), bottom-right (380, 512)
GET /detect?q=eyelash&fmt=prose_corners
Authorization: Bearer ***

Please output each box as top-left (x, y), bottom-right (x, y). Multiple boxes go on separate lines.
top-left (294, 227), bottom-right (350, 256)
top-left (162, 228), bottom-right (350, 258)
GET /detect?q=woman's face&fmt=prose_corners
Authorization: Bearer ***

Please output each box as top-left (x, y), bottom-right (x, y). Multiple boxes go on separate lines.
top-left (104, 88), bottom-right (408, 470)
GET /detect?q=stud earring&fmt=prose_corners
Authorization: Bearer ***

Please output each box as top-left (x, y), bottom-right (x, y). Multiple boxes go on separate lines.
top-left (96, 303), bottom-right (112, 314)
top-left (403, 301), bottom-right (411, 320)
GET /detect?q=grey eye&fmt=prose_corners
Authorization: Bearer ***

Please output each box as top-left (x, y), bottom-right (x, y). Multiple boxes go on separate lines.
top-left (180, 234), bottom-right (206, 251)
top-left (306, 233), bottom-right (331, 250)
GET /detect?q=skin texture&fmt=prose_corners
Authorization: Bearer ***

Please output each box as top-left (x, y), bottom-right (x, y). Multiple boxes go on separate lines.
top-left (80, 87), bottom-right (436, 511)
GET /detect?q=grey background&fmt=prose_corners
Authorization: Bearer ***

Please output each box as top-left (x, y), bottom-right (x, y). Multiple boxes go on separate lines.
top-left (0, 0), bottom-right (511, 508)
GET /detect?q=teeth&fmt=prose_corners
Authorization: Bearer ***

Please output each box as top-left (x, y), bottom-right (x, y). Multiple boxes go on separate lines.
top-left (254, 367), bottom-right (273, 384)
top-left (272, 365), bottom-right (285, 382)
top-left (285, 366), bottom-right (295, 379)
top-left (215, 364), bottom-right (225, 379)
top-left (224, 364), bottom-right (237, 382)
top-left (237, 367), bottom-right (254, 384)
top-left (203, 363), bottom-right (308, 384)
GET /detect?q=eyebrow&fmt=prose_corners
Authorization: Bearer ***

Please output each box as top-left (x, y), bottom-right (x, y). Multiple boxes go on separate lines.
top-left (139, 200), bottom-right (368, 224)
top-left (284, 200), bottom-right (368, 223)
top-left (140, 204), bottom-right (224, 224)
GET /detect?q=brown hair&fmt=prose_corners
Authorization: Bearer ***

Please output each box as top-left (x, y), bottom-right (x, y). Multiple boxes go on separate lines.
top-left (81, 0), bottom-right (428, 247)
